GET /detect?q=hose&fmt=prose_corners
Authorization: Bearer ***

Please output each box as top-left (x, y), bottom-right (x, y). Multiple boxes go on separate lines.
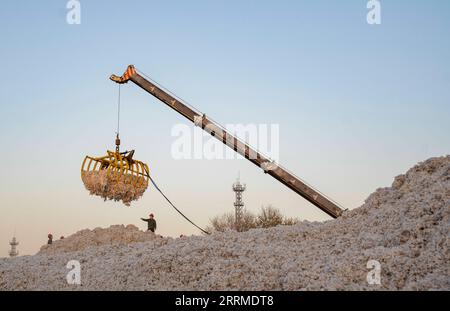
top-left (143, 167), bottom-right (210, 235)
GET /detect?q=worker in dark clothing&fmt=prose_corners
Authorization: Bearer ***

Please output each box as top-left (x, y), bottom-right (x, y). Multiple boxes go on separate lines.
top-left (141, 213), bottom-right (157, 232)
top-left (47, 233), bottom-right (53, 245)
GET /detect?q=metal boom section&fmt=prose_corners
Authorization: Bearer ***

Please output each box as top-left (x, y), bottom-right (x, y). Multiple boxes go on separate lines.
top-left (110, 65), bottom-right (344, 218)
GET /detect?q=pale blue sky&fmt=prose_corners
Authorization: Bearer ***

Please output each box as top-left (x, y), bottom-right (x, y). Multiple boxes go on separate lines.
top-left (0, 1), bottom-right (449, 256)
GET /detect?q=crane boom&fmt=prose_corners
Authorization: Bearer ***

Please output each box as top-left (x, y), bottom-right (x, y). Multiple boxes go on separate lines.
top-left (110, 65), bottom-right (344, 218)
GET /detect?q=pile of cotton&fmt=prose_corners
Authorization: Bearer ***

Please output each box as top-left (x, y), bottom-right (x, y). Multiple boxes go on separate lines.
top-left (0, 156), bottom-right (448, 290)
top-left (38, 225), bottom-right (158, 255)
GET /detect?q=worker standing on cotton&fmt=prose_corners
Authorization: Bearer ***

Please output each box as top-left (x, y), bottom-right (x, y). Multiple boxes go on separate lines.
top-left (141, 214), bottom-right (157, 232)
top-left (47, 234), bottom-right (53, 245)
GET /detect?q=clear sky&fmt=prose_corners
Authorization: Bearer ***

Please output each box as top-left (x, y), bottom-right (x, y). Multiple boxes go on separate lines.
top-left (0, 0), bottom-right (449, 257)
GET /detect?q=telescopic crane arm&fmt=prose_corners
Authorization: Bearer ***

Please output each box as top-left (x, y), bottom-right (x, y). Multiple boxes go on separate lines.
top-left (110, 65), bottom-right (344, 218)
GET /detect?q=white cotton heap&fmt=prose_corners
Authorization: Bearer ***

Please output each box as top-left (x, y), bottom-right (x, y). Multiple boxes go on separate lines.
top-left (38, 225), bottom-right (156, 255)
top-left (0, 156), bottom-right (448, 290)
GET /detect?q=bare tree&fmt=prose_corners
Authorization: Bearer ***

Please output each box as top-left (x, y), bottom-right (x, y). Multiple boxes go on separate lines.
top-left (237, 210), bottom-right (257, 232)
top-left (256, 205), bottom-right (284, 228)
top-left (206, 212), bottom-right (235, 233)
top-left (207, 205), bottom-right (297, 233)
top-left (282, 217), bottom-right (298, 226)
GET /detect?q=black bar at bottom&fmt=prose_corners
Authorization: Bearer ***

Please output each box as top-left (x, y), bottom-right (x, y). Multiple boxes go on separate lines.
top-left (0, 291), bottom-right (446, 310)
